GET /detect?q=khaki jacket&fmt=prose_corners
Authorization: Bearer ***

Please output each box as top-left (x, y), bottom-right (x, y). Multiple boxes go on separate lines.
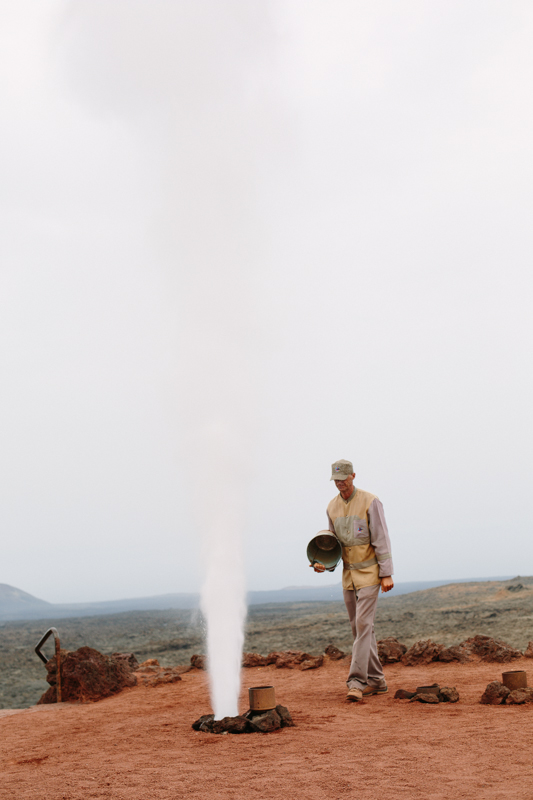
top-left (327, 488), bottom-right (393, 590)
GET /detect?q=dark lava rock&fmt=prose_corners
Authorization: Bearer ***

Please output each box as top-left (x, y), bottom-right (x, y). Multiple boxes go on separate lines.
top-left (410, 693), bottom-right (440, 704)
top-left (190, 654), bottom-right (206, 670)
top-left (461, 635), bottom-right (522, 663)
top-left (438, 686), bottom-right (459, 703)
top-left (401, 640), bottom-right (445, 666)
top-left (524, 642), bottom-right (533, 659)
top-left (377, 637), bottom-right (407, 664)
top-left (480, 680), bottom-right (510, 705)
top-left (275, 704), bottom-right (295, 727)
top-left (192, 714), bottom-right (215, 731)
top-left (242, 653), bottom-right (268, 667)
top-left (438, 646), bottom-right (470, 664)
top-left (394, 689), bottom-right (416, 700)
top-left (243, 704), bottom-right (295, 728)
top-left (212, 716), bottom-right (250, 734)
top-left (324, 644), bottom-right (346, 660)
top-left (506, 583), bottom-right (524, 592)
top-left (38, 646), bottom-right (137, 704)
top-left (415, 683), bottom-right (440, 696)
top-left (248, 708), bottom-right (282, 732)
top-left (507, 688), bottom-right (533, 705)
top-left (193, 705), bottom-right (294, 734)
top-left (192, 713), bottom-right (251, 734)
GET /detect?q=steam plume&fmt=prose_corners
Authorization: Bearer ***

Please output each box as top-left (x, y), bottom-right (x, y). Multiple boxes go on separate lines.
top-left (60, 0), bottom-right (279, 718)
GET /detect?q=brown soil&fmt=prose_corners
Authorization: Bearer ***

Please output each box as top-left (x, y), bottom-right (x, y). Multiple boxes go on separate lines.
top-left (2, 657), bottom-right (533, 799)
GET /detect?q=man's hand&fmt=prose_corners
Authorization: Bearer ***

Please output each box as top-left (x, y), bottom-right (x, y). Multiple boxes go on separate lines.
top-left (310, 561), bottom-right (326, 573)
top-left (380, 576), bottom-right (394, 593)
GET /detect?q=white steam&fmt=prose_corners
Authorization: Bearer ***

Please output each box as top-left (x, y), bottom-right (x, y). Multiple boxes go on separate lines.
top-left (197, 423), bottom-right (247, 719)
top-left (59, 1), bottom-right (281, 718)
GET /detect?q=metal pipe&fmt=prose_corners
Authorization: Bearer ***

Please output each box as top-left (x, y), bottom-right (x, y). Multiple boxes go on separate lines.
top-left (35, 627), bottom-right (62, 703)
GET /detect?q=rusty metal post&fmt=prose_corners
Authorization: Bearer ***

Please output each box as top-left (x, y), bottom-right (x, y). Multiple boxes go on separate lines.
top-left (35, 627), bottom-right (62, 703)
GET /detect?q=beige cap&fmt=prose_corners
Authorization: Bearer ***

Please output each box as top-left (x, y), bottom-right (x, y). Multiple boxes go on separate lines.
top-left (330, 459), bottom-right (354, 481)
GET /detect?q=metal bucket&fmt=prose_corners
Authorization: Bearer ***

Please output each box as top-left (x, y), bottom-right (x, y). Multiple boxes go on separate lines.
top-left (307, 531), bottom-right (342, 572)
top-left (249, 685), bottom-right (276, 711)
top-left (502, 670), bottom-right (527, 691)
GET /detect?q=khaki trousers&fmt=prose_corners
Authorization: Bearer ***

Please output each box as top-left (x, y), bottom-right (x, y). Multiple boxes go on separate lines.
top-left (343, 584), bottom-right (385, 690)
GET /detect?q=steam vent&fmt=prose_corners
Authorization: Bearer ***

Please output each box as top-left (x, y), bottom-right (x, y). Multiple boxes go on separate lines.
top-left (192, 685), bottom-right (295, 734)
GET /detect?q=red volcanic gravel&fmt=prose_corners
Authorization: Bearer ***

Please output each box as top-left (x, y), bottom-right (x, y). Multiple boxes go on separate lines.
top-left (1, 656), bottom-right (533, 799)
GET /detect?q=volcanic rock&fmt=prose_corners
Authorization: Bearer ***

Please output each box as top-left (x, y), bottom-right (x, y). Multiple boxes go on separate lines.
top-left (112, 653), bottom-right (139, 670)
top-left (275, 704), bottom-right (295, 727)
top-left (506, 688), bottom-right (533, 705)
top-left (438, 646), bottom-right (470, 664)
top-left (300, 656), bottom-right (324, 670)
top-left (248, 708), bottom-right (282, 732)
top-left (190, 654), bottom-right (206, 670)
top-left (410, 693), bottom-right (440, 704)
top-left (401, 640), bottom-right (445, 666)
top-left (193, 704), bottom-right (294, 735)
top-left (324, 644), bottom-right (346, 660)
top-left (242, 653), bottom-right (268, 667)
top-left (192, 714), bottom-right (215, 732)
top-left (480, 680), bottom-right (511, 705)
top-left (243, 705), bottom-right (294, 724)
top-left (438, 686), bottom-right (459, 703)
top-left (271, 651), bottom-right (323, 670)
top-left (524, 642), bottom-right (533, 659)
top-left (212, 716), bottom-right (250, 734)
top-left (38, 646), bottom-right (137, 704)
top-left (266, 650), bottom-right (300, 667)
top-left (394, 689), bottom-right (416, 700)
top-left (460, 635), bottom-right (522, 663)
top-left (377, 637), bottom-right (407, 664)
top-left (273, 652), bottom-right (299, 668)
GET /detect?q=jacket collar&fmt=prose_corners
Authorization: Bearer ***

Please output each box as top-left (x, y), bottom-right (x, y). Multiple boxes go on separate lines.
top-left (340, 488), bottom-right (357, 504)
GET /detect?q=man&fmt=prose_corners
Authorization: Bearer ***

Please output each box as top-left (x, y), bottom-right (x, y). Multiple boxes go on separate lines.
top-left (314, 459), bottom-right (394, 702)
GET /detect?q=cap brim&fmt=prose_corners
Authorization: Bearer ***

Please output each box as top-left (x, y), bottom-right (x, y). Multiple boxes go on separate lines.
top-left (330, 474), bottom-right (351, 481)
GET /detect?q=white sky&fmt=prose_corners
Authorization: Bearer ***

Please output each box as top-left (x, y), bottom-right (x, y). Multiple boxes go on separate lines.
top-left (1, 1), bottom-right (531, 603)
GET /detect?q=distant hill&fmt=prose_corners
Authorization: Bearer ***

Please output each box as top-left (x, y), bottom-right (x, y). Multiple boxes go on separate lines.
top-left (0, 584), bottom-right (51, 617)
top-left (246, 577), bottom-right (512, 605)
top-left (0, 576), bottom-right (515, 622)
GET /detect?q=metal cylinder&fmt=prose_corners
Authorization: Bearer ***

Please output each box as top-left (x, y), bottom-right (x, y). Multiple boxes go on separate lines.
top-left (502, 670), bottom-right (527, 691)
top-left (248, 685), bottom-right (276, 711)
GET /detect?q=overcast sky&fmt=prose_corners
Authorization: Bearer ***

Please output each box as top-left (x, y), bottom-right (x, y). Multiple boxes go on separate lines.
top-left (1, 1), bottom-right (532, 603)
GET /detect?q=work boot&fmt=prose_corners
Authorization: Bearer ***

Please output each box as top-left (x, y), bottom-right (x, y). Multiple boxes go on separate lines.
top-left (362, 683), bottom-right (388, 697)
top-left (346, 687), bottom-right (363, 702)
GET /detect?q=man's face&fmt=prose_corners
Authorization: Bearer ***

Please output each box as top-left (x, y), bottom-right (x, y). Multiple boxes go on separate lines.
top-left (334, 473), bottom-right (355, 494)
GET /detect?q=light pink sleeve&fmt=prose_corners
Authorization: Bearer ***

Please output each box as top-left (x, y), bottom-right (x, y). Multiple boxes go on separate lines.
top-left (368, 498), bottom-right (394, 577)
